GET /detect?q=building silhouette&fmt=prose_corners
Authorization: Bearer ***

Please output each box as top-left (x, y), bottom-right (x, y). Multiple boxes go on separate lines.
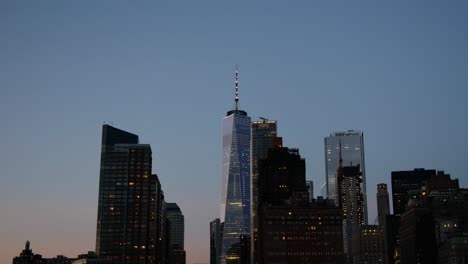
top-left (377, 183), bottom-right (390, 227)
top-left (13, 241), bottom-right (47, 264)
top-left (250, 119), bottom-right (278, 264)
top-left (220, 67), bottom-right (251, 264)
top-left (166, 203), bottom-right (186, 264)
top-left (325, 130), bottom-right (368, 223)
top-left (306, 180), bottom-right (314, 202)
top-left (95, 124), bottom-right (166, 264)
top-left (257, 146), bottom-right (345, 263)
top-left (210, 219), bottom-right (223, 264)
top-left (391, 168), bottom-right (436, 216)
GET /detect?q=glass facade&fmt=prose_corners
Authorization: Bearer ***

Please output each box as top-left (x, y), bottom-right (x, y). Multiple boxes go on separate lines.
top-left (324, 130), bottom-right (368, 223)
top-left (220, 110), bottom-right (251, 264)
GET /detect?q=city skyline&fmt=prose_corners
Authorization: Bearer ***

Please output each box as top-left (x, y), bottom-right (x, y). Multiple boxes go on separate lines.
top-left (2, 1), bottom-right (468, 263)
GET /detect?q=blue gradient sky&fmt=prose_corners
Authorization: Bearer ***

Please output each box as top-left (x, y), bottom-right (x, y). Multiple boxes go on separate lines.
top-left (1, 1), bottom-right (467, 263)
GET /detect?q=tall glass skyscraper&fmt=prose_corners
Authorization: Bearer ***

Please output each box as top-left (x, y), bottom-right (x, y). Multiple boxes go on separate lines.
top-left (220, 67), bottom-right (251, 264)
top-left (324, 130), bottom-right (368, 223)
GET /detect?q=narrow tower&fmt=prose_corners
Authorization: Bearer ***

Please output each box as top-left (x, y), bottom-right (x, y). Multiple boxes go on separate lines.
top-left (220, 66), bottom-right (251, 264)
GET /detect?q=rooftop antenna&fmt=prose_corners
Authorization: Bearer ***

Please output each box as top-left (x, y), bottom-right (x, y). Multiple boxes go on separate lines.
top-left (235, 65), bottom-right (239, 111)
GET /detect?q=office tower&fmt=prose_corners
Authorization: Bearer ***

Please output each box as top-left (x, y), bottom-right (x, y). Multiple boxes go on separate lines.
top-left (220, 67), bottom-right (251, 264)
top-left (399, 207), bottom-right (437, 264)
top-left (384, 215), bottom-right (400, 264)
top-left (325, 130), bottom-right (368, 223)
top-left (352, 225), bottom-right (385, 264)
top-left (336, 142), bottom-right (365, 262)
top-left (397, 172), bottom-right (468, 264)
top-left (306, 180), bottom-right (314, 202)
top-left (257, 146), bottom-right (345, 263)
top-left (391, 168), bottom-right (435, 216)
top-left (96, 124), bottom-right (166, 264)
top-left (377, 183), bottom-right (390, 227)
top-left (13, 241), bottom-right (47, 264)
top-left (250, 119), bottom-right (278, 264)
top-left (167, 203), bottom-right (186, 264)
top-left (210, 219), bottom-right (223, 264)
top-left (320, 182), bottom-right (327, 198)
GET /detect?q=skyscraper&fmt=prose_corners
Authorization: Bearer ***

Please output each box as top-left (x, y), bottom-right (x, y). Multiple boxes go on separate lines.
top-left (325, 130), bottom-right (368, 223)
top-left (257, 146), bottom-right (344, 263)
top-left (96, 124), bottom-right (166, 264)
top-left (306, 180), bottom-right (314, 202)
top-left (210, 219), bottom-right (223, 264)
top-left (391, 168), bottom-right (435, 216)
top-left (250, 119), bottom-right (278, 264)
top-left (377, 183), bottom-right (390, 227)
top-left (220, 67), bottom-right (251, 264)
top-left (166, 203), bottom-right (186, 264)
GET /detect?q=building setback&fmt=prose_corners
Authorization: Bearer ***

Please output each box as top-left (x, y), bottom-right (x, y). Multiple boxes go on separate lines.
top-left (377, 183), bottom-right (390, 227)
top-left (95, 124), bottom-right (166, 264)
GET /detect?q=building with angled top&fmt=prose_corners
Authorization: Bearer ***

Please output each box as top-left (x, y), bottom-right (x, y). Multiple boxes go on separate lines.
top-left (220, 66), bottom-right (251, 264)
top-left (325, 130), bottom-right (368, 223)
top-left (166, 203), bottom-right (186, 264)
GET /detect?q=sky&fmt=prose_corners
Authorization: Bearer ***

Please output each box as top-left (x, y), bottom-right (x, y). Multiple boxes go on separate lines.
top-left (1, 0), bottom-right (468, 263)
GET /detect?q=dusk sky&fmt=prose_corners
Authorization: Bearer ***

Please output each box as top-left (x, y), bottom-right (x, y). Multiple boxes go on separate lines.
top-left (1, 1), bottom-right (468, 263)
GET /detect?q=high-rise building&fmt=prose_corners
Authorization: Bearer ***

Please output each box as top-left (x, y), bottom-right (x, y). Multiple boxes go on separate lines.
top-left (306, 180), bottom-right (314, 202)
top-left (337, 162), bottom-right (365, 261)
top-left (377, 183), bottom-right (390, 227)
top-left (220, 67), bottom-right (251, 264)
top-left (210, 219), bottom-right (223, 264)
top-left (167, 203), bottom-right (186, 264)
top-left (95, 124), bottom-right (166, 264)
top-left (13, 241), bottom-right (47, 264)
top-left (250, 119), bottom-right (278, 264)
top-left (384, 214), bottom-right (400, 264)
top-left (325, 130), bottom-right (367, 223)
top-left (257, 146), bottom-right (345, 263)
top-left (352, 225), bottom-right (385, 264)
top-left (391, 168), bottom-right (436, 216)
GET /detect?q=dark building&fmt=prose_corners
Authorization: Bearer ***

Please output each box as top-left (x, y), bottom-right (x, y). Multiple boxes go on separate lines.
top-left (13, 241), bottom-right (47, 264)
top-left (377, 183), bottom-right (390, 227)
top-left (46, 256), bottom-right (74, 264)
top-left (391, 169), bottom-right (436, 216)
top-left (166, 203), bottom-right (186, 264)
top-left (95, 124), bottom-right (166, 264)
top-left (399, 207), bottom-right (437, 264)
top-left (352, 225), bottom-right (385, 264)
top-left (257, 146), bottom-right (344, 264)
top-left (258, 199), bottom-right (344, 264)
top-left (336, 143), bottom-right (365, 262)
top-left (384, 214), bottom-right (400, 264)
top-left (398, 171), bottom-right (468, 264)
top-left (250, 119), bottom-right (278, 264)
top-left (210, 219), bottom-right (223, 264)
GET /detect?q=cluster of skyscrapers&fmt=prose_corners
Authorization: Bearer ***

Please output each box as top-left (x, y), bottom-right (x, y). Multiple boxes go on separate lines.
top-left (11, 68), bottom-right (468, 264)
top-left (209, 68), bottom-right (468, 264)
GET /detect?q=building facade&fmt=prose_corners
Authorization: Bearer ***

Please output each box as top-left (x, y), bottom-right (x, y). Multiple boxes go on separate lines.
top-left (377, 183), bottom-right (390, 227)
top-left (220, 67), bottom-right (251, 264)
top-left (391, 168), bottom-right (435, 216)
top-left (352, 225), bottom-right (385, 264)
top-left (95, 124), bottom-right (166, 264)
top-left (325, 131), bottom-right (367, 223)
top-left (166, 203), bottom-right (185, 264)
top-left (250, 119), bottom-right (278, 264)
top-left (306, 180), bottom-right (314, 202)
top-left (210, 219), bottom-right (223, 264)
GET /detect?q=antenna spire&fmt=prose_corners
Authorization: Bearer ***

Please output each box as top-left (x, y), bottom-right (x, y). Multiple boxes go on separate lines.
top-left (235, 65), bottom-right (239, 111)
